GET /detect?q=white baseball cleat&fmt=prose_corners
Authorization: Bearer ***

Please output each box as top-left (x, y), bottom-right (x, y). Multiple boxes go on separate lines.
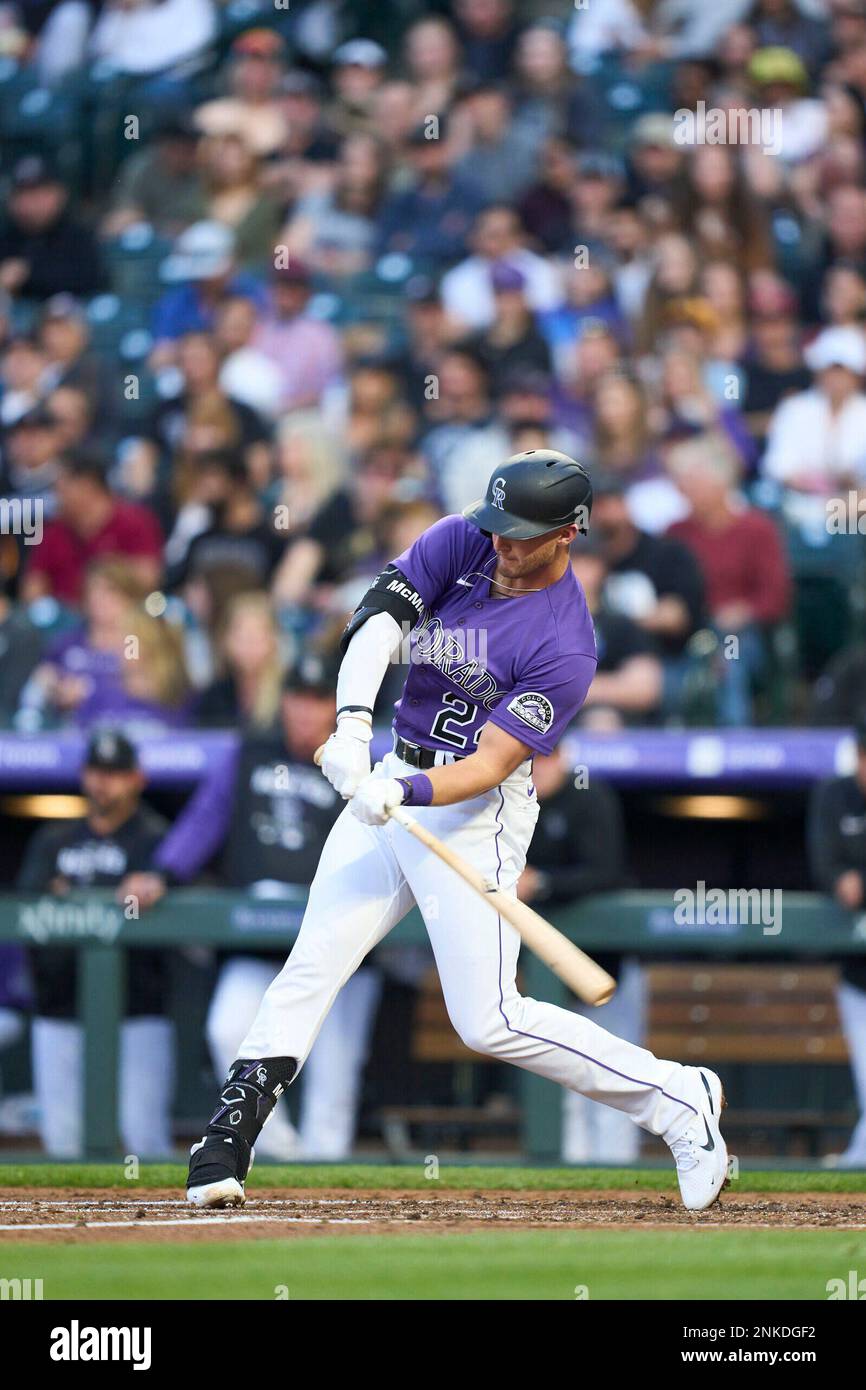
top-left (187, 1176), bottom-right (246, 1209)
top-left (666, 1067), bottom-right (728, 1212)
top-left (186, 1138), bottom-right (254, 1209)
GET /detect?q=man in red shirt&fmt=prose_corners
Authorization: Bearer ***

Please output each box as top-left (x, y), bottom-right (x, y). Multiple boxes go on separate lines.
top-left (666, 431), bottom-right (792, 724)
top-left (22, 453), bottom-right (163, 607)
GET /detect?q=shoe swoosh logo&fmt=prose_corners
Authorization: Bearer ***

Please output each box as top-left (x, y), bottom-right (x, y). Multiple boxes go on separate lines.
top-left (700, 1115), bottom-right (715, 1152)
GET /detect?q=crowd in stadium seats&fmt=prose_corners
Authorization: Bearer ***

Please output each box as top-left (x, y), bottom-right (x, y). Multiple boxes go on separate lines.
top-left (0, 0), bottom-right (864, 735)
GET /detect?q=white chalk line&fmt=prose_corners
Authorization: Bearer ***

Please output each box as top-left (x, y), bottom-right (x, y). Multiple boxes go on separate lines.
top-left (0, 1214), bottom-right (377, 1231)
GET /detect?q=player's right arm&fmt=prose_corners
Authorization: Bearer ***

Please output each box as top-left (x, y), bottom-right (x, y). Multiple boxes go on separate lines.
top-left (321, 516), bottom-right (472, 799)
top-left (319, 568), bottom-right (424, 798)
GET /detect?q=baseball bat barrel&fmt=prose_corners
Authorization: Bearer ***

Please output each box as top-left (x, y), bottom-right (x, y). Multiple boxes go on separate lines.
top-left (313, 743), bottom-right (615, 1006)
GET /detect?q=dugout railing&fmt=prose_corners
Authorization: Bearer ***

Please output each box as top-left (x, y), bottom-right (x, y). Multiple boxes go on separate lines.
top-left (1, 890), bottom-right (864, 1160)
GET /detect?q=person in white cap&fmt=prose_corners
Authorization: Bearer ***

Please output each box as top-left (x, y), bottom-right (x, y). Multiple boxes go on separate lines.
top-left (150, 221), bottom-right (265, 368)
top-left (762, 324), bottom-right (866, 495)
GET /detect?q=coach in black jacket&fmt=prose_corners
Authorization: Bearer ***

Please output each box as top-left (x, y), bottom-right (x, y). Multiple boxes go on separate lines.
top-left (17, 731), bottom-right (172, 1158)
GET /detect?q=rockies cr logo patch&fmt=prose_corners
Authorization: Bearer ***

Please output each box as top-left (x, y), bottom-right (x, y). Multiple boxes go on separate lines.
top-left (506, 691), bottom-right (554, 733)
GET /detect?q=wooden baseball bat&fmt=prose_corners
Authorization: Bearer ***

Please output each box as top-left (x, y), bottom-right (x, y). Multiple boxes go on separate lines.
top-left (314, 744), bottom-right (616, 1006)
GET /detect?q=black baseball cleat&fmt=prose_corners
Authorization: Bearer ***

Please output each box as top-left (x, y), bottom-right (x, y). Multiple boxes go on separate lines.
top-left (187, 1132), bottom-right (253, 1209)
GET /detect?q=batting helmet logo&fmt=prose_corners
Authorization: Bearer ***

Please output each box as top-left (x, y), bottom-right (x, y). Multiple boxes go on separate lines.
top-left (491, 476), bottom-right (507, 510)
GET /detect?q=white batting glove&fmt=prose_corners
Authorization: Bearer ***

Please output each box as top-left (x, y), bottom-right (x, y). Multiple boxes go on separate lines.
top-left (320, 716), bottom-right (373, 799)
top-left (350, 775), bottom-right (406, 827)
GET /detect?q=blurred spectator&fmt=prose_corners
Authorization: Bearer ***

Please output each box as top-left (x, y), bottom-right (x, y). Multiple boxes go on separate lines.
top-left (739, 276), bottom-right (810, 446)
top-left (21, 559), bottom-right (188, 731)
top-left (808, 721), bottom-right (866, 1167)
top-left (420, 348), bottom-right (509, 514)
top-left (462, 262), bottom-right (552, 395)
top-left (143, 329), bottom-right (272, 498)
top-left (151, 221), bottom-right (266, 362)
top-left (677, 144), bottom-right (772, 273)
top-left (452, 82), bottom-right (537, 206)
top-left (90, 0), bottom-right (216, 77)
top-left (440, 204), bottom-right (561, 332)
top-left (198, 134), bottom-right (281, 276)
top-left (626, 114), bottom-right (685, 215)
top-left (403, 16), bottom-right (462, 121)
top-left (165, 448), bottom-right (283, 592)
top-left (0, 577), bottom-right (43, 726)
top-left (0, 156), bottom-right (103, 302)
top-left (272, 444), bottom-right (415, 610)
top-left (328, 39), bottom-right (389, 138)
top-left (0, 406), bottom-right (64, 515)
top-left (667, 432), bottom-right (792, 725)
top-left (376, 114), bottom-right (483, 266)
top-left (0, 335), bottom-right (48, 428)
top-left (517, 137), bottom-right (578, 255)
top-left (282, 133), bottom-right (386, 279)
top-left (194, 27), bottom-right (287, 156)
top-left (22, 453), bottom-right (163, 606)
top-left (812, 644), bottom-right (866, 727)
top-left (747, 44), bottom-right (828, 165)
top-left (511, 20), bottom-right (574, 149)
top-left (153, 653), bottom-right (381, 1159)
top-left (591, 480), bottom-right (706, 712)
top-left (571, 541), bottom-right (664, 727)
top-left (567, 0), bottom-right (756, 65)
top-left (195, 591), bottom-right (286, 728)
top-left (453, 0), bottom-right (520, 83)
top-left (251, 261), bottom-right (344, 412)
top-left (16, 730), bottom-right (174, 1157)
top-left (106, 113), bottom-right (206, 239)
top-left (265, 412), bottom-right (346, 542)
top-left (39, 295), bottom-right (116, 433)
top-left (762, 325), bottom-right (866, 493)
top-left (540, 254), bottom-right (628, 379)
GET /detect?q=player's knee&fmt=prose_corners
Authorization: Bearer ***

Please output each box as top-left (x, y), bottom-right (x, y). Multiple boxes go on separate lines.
top-left (451, 1011), bottom-right (508, 1058)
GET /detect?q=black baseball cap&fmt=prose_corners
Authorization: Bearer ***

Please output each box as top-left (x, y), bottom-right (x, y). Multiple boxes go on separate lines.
top-left (283, 651), bottom-right (338, 697)
top-left (85, 730), bottom-right (139, 772)
top-left (11, 153), bottom-right (60, 190)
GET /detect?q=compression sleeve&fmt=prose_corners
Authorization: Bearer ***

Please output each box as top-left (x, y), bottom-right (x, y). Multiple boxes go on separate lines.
top-left (336, 610), bottom-right (404, 719)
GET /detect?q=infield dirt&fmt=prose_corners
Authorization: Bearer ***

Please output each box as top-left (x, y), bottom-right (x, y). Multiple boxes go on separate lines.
top-left (1, 1187), bottom-right (865, 1242)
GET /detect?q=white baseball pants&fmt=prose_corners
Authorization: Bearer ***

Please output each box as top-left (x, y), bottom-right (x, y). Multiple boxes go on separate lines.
top-left (240, 753), bottom-right (698, 1141)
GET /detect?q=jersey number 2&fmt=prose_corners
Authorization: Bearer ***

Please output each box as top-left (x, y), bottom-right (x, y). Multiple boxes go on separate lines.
top-left (430, 692), bottom-right (478, 750)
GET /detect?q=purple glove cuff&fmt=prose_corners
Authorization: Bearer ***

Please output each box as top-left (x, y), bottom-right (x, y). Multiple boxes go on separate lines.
top-left (397, 774), bottom-right (434, 807)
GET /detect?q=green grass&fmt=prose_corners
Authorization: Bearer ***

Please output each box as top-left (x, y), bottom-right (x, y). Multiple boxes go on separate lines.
top-left (1, 1162), bottom-right (865, 1193)
top-left (3, 1231), bottom-right (866, 1300)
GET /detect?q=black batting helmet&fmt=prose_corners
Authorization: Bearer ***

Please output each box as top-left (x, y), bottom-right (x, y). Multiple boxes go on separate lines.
top-left (463, 449), bottom-right (592, 540)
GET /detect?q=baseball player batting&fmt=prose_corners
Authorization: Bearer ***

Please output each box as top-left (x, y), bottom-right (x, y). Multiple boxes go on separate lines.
top-left (186, 450), bottom-right (728, 1212)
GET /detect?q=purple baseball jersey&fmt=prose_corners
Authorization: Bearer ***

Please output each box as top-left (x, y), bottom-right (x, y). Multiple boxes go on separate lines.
top-left (391, 515), bottom-right (597, 756)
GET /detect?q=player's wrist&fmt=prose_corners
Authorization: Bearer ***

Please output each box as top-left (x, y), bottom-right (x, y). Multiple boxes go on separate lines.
top-left (396, 774), bottom-right (434, 807)
top-left (336, 709), bottom-right (373, 741)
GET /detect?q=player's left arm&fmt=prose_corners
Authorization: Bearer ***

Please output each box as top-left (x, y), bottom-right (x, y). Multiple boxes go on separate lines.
top-left (415, 721), bottom-right (533, 805)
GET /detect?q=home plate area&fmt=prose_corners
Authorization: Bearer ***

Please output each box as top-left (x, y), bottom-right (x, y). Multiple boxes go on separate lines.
top-left (1, 1188), bottom-right (865, 1241)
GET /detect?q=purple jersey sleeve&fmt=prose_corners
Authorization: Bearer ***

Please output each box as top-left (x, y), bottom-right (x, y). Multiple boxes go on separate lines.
top-left (393, 515), bottom-right (482, 610)
top-left (487, 649), bottom-right (598, 755)
top-left (152, 740), bottom-right (239, 882)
